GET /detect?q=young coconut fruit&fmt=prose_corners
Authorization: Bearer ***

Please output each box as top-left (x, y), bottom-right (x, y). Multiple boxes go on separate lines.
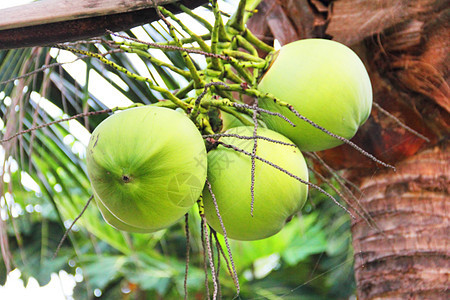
top-left (257, 38), bottom-right (373, 152)
top-left (203, 126), bottom-right (308, 241)
top-left (87, 106), bottom-right (207, 232)
top-left (94, 195), bottom-right (154, 233)
top-left (220, 110), bottom-right (252, 132)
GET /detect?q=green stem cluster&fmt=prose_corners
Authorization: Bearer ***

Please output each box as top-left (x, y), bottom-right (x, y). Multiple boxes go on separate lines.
top-left (56, 0), bottom-right (275, 134)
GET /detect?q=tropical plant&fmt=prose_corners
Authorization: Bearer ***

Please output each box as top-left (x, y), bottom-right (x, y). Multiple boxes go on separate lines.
top-left (0, 0), bottom-right (447, 299)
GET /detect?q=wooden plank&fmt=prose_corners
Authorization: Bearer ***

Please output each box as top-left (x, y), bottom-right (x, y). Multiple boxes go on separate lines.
top-left (0, 0), bottom-right (208, 49)
top-left (0, 0), bottom-right (174, 30)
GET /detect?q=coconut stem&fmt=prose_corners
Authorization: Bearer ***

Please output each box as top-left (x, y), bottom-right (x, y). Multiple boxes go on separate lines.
top-left (179, 4), bottom-right (213, 31)
top-left (242, 28), bottom-right (274, 53)
top-left (217, 141), bottom-right (356, 219)
top-left (1, 108), bottom-right (114, 144)
top-left (201, 211), bottom-right (218, 300)
top-left (235, 35), bottom-right (259, 57)
top-left (191, 82), bottom-right (230, 119)
top-left (205, 179), bottom-right (241, 296)
top-left (203, 133), bottom-right (296, 147)
top-left (155, 6), bottom-right (204, 89)
top-left (54, 45), bottom-right (191, 111)
top-left (250, 98), bottom-right (259, 216)
top-left (184, 213), bottom-right (190, 300)
top-left (372, 102), bottom-right (430, 142)
top-left (222, 48), bottom-right (264, 62)
top-left (228, 0), bottom-right (247, 32)
top-left (106, 31), bottom-right (227, 61)
top-left (118, 46), bottom-right (191, 78)
top-left (221, 84), bottom-right (396, 170)
top-left (159, 6), bottom-right (211, 53)
top-left (210, 0), bottom-right (225, 73)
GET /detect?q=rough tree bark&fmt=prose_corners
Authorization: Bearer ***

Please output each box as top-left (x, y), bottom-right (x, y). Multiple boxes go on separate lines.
top-left (353, 145), bottom-right (449, 299)
top-left (248, 0), bottom-right (449, 298)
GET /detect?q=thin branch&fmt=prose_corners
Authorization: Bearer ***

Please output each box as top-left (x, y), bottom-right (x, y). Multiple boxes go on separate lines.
top-left (54, 45), bottom-right (189, 110)
top-left (0, 57), bottom-right (83, 86)
top-left (53, 195), bottom-right (94, 259)
top-left (202, 133), bottom-right (296, 147)
top-left (184, 213), bottom-right (190, 300)
top-left (222, 85), bottom-right (395, 170)
top-left (308, 152), bottom-right (383, 233)
top-left (304, 152), bottom-right (361, 194)
top-left (199, 213), bottom-right (210, 299)
top-left (208, 228), bottom-right (221, 299)
top-left (213, 229), bottom-right (222, 299)
top-left (196, 82), bottom-right (230, 106)
top-left (217, 142), bottom-right (356, 219)
top-left (1, 109), bottom-right (113, 144)
top-left (281, 103), bottom-right (396, 170)
top-left (232, 102), bottom-right (295, 127)
top-left (107, 30), bottom-right (231, 61)
top-left (201, 213), bottom-right (217, 300)
top-left (205, 179), bottom-right (240, 296)
top-left (250, 98), bottom-right (259, 216)
top-left (307, 166), bottom-right (370, 225)
top-left (191, 82), bottom-right (230, 118)
top-left (373, 102), bottom-right (430, 142)
top-left (212, 231), bottom-right (234, 283)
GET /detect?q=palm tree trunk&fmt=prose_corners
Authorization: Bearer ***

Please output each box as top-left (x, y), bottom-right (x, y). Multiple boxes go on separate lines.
top-left (352, 144), bottom-right (449, 299)
top-left (247, 1), bottom-right (449, 298)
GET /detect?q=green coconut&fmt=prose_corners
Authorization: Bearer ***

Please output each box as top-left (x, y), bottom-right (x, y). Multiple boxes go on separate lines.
top-left (94, 194), bottom-right (154, 233)
top-left (87, 106), bottom-right (207, 232)
top-left (220, 110), bottom-right (252, 132)
top-left (257, 38), bottom-right (373, 152)
top-left (219, 110), bottom-right (266, 132)
top-left (203, 126), bottom-right (309, 241)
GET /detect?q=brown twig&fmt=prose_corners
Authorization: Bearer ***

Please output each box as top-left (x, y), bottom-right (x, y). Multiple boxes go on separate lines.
top-left (53, 195), bottom-right (94, 259)
top-left (1, 109), bottom-right (112, 144)
top-left (0, 49), bottom-right (124, 87)
top-left (200, 215), bottom-right (210, 299)
top-left (283, 103), bottom-right (396, 170)
top-left (212, 231), bottom-right (233, 282)
top-left (373, 102), bottom-right (430, 142)
top-left (200, 212), bottom-right (217, 300)
top-left (217, 142), bottom-right (356, 219)
top-left (202, 133), bottom-right (296, 147)
top-left (250, 98), bottom-right (259, 216)
top-left (184, 213), bottom-right (190, 300)
top-left (205, 179), bottom-right (240, 296)
top-left (232, 102), bottom-right (295, 127)
top-left (106, 30), bottom-right (230, 61)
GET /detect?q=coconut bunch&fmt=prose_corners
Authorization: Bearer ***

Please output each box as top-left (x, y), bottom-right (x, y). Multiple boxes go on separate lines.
top-left (86, 37), bottom-right (372, 241)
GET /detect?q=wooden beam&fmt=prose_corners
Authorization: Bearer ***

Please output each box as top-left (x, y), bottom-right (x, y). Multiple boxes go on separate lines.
top-left (0, 0), bottom-right (208, 50)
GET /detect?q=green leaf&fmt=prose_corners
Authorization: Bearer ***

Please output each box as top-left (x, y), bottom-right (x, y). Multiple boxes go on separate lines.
top-left (281, 215), bottom-right (328, 266)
